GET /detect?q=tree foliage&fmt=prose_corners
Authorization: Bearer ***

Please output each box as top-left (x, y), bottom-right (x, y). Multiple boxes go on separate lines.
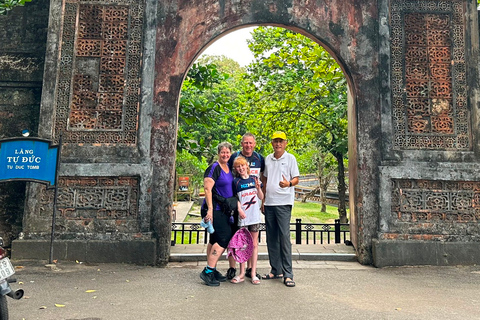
top-left (196, 54), bottom-right (245, 75)
top-left (243, 27), bottom-right (347, 152)
top-left (179, 59), bottom-right (244, 161)
top-left (177, 56), bottom-right (248, 186)
top-left (0, 0), bottom-right (31, 15)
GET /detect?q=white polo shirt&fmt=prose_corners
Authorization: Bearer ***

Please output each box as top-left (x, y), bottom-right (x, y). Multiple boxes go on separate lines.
top-left (263, 151), bottom-right (300, 206)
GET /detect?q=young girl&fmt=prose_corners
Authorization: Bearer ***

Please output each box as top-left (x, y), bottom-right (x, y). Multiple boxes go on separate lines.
top-left (231, 156), bottom-right (264, 285)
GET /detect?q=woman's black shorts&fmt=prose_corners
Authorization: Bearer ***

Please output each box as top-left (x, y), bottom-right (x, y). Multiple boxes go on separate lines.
top-left (209, 209), bottom-right (233, 249)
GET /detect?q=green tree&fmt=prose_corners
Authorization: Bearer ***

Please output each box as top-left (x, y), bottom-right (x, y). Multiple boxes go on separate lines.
top-left (179, 63), bottom-right (220, 160)
top-left (196, 54), bottom-right (245, 75)
top-left (177, 56), bottom-right (247, 185)
top-left (242, 27), bottom-right (349, 222)
top-left (0, 0), bottom-right (31, 15)
top-left (296, 146), bottom-right (338, 212)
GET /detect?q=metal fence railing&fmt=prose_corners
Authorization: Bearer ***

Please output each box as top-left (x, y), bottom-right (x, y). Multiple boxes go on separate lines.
top-left (171, 219), bottom-right (350, 246)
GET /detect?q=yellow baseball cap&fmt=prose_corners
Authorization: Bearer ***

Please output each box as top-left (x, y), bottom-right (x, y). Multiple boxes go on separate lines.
top-left (271, 131), bottom-right (287, 140)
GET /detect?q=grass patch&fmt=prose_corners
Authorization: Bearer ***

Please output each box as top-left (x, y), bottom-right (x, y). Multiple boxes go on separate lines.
top-left (181, 201), bottom-right (345, 223)
top-left (292, 201), bottom-right (344, 223)
top-left (171, 231), bottom-right (205, 245)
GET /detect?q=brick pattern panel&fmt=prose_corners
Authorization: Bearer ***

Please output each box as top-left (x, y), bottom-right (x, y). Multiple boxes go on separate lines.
top-left (391, 0), bottom-right (470, 150)
top-left (55, 0), bottom-right (143, 145)
top-left (388, 179), bottom-right (480, 242)
top-left (34, 176), bottom-right (143, 240)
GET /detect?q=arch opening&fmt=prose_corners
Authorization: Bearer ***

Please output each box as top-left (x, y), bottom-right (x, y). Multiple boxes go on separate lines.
top-left (172, 25), bottom-right (359, 257)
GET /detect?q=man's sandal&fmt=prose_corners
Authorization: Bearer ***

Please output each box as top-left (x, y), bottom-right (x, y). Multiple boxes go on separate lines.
top-left (284, 278), bottom-right (295, 287)
top-left (262, 273), bottom-right (282, 280)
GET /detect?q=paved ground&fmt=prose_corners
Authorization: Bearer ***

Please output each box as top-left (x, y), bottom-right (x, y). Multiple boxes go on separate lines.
top-left (170, 243), bottom-right (357, 262)
top-left (6, 201), bottom-right (478, 319)
top-left (172, 201), bottom-right (195, 222)
top-left (5, 258), bottom-right (480, 320)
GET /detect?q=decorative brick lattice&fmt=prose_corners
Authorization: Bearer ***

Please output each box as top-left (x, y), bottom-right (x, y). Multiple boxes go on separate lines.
top-left (391, 179), bottom-right (480, 222)
top-left (38, 176), bottom-right (139, 237)
top-left (391, 0), bottom-right (470, 150)
top-left (54, 176), bottom-right (139, 219)
top-left (55, 0), bottom-right (143, 144)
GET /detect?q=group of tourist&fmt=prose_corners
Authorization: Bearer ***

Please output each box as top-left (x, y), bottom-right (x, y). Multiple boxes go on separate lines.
top-left (199, 132), bottom-right (300, 288)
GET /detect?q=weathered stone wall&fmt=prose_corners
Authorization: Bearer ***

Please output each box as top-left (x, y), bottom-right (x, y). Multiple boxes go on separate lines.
top-left (0, 0), bottom-right (48, 138)
top-left (0, 0), bottom-right (49, 246)
top-left (16, 0), bottom-right (158, 264)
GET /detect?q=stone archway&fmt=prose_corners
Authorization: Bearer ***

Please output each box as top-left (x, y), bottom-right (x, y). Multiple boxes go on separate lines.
top-left (175, 23), bottom-right (360, 247)
top-left (151, 1), bottom-right (381, 265)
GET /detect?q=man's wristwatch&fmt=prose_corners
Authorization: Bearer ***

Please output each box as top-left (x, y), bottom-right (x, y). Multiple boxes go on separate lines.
top-left (289, 181), bottom-right (292, 187)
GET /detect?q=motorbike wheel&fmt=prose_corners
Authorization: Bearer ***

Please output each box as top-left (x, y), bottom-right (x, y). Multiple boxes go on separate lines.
top-left (0, 294), bottom-right (8, 320)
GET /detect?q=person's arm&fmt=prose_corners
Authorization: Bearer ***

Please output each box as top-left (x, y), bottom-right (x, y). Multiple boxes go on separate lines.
top-left (255, 176), bottom-right (264, 201)
top-left (290, 154), bottom-right (300, 187)
top-left (203, 177), bottom-right (215, 222)
top-left (238, 201), bottom-right (246, 220)
top-left (261, 175), bottom-right (267, 213)
top-left (290, 176), bottom-right (299, 187)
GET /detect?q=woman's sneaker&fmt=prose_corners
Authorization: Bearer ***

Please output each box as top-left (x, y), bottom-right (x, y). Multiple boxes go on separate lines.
top-left (213, 269), bottom-right (227, 282)
top-left (200, 268), bottom-right (220, 286)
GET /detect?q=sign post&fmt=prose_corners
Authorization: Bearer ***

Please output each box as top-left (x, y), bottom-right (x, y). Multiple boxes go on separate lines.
top-left (0, 136), bottom-right (61, 264)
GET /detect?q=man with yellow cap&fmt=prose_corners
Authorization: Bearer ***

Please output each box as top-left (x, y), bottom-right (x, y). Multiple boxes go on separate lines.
top-left (261, 131), bottom-right (299, 287)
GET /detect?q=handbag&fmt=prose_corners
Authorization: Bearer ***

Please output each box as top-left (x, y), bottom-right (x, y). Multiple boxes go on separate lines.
top-left (212, 187), bottom-right (238, 224)
top-left (227, 227), bottom-right (253, 263)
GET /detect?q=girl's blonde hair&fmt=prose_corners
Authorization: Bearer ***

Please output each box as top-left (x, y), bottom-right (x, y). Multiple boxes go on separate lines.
top-left (232, 156), bottom-right (250, 177)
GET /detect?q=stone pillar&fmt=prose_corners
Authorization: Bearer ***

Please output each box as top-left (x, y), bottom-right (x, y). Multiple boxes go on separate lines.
top-left (11, 0), bottom-right (159, 264)
top-left (374, 0), bottom-right (480, 266)
top-left (0, 0), bottom-right (49, 245)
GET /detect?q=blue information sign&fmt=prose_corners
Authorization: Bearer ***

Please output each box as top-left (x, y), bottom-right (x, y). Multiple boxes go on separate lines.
top-left (0, 138), bottom-right (59, 187)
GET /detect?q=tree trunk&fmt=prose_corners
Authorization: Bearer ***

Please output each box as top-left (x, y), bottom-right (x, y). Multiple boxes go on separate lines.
top-left (320, 194), bottom-right (327, 212)
top-left (316, 161), bottom-right (327, 212)
top-left (319, 179), bottom-right (329, 212)
top-left (334, 152), bottom-right (348, 223)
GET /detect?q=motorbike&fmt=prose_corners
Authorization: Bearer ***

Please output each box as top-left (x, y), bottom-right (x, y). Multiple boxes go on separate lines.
top-left (0, 237), bottom-right (23, 320)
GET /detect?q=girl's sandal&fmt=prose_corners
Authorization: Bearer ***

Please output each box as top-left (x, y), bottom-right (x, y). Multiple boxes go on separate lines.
top-left (231, 275), bottom-right (245, 284)
top-left (251, 276), bottom-right (260, 285)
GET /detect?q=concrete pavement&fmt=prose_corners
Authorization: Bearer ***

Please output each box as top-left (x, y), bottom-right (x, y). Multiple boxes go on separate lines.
top-left (7, 202), bottom-right (476, 319)
top-left (172, 201), bottom-right (195, 223)
top-left (170, 243), bottom-right (357, 262)
top-left (5, 258), bottom-right (480, 320)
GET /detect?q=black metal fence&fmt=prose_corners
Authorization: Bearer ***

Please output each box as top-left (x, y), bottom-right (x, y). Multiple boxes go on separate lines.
top-left (171, 219), bottom-right (350, 246)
